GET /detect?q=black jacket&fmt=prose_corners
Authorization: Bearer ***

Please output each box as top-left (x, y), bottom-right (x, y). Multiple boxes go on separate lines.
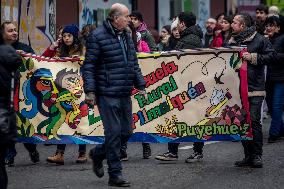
top-left (229, 27), bottom-right (276, 94)
top-left (82, 20), bottom-right (146, 97)
top-left (12, 41), bottom-right (35, 54)
top-left (267, 33), bottom-right (284, 82)
top-left (175, 25), bottom-right (203, 50)
top-left (0, 45), bottom-right (22, 144)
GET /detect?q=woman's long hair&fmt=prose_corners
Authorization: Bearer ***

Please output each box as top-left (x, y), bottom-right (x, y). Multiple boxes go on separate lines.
top-left (59, 35), bottom-right (84, 57)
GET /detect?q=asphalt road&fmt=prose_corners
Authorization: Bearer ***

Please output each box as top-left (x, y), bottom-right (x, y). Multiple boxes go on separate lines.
top-left (7, 118), bottom-right (284, 189)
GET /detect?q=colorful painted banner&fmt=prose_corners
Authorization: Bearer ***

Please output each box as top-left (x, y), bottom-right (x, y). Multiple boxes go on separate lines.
top-left (17, 48), bottom-right (251, 144)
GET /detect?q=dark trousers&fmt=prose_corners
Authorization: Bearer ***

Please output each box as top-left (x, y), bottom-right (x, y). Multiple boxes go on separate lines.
top-left (0, 144), bottom-right (8, 189)
top-left (6, 143), bottom-right (36, 160)
top-left (242, 96), bottom-right (264, 157)
top-left (89, 96), bottom-right (133, 178)
top-left (56, 144), bottom-right (86, 153)
top-left (267, 83), bottom-right (284, 137)
top-left (168, 142), bottom-right (204, 155)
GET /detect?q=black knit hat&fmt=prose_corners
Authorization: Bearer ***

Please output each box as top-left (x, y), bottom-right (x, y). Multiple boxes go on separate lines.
top-left (130, 11), bottom-right (143, 22)
top-left (62, 24), bottom-right (79, 39)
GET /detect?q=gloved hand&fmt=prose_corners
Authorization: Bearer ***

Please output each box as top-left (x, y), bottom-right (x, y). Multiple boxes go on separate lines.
top-left (139, 89), bottom-right (148, 104)
top-left (85, 92), bottom-right (96, 107)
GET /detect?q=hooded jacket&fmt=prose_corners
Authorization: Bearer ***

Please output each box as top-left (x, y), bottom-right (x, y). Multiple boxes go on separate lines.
top-left (82, 20), bottom-right (146, 97)
top-left (175, 25), bottom-right (203, 50)
top-left (136, 22), bottom-right (157, 51)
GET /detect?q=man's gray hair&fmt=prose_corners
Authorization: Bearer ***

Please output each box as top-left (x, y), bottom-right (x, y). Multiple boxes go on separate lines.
top-left (108, 3), bottom-right (128, 21)
top-left (237, 14), bottom-right (252, 28)
top-left (108, 8), bottom-right (122, 20)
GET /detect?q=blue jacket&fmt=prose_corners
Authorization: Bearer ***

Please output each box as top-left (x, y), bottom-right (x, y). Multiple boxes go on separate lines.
top-left (82, 20), bottom-right (146, 97)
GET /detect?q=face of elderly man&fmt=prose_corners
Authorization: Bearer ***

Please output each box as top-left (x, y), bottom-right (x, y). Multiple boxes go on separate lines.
top-left (113, 6), bottom-right (131, 30)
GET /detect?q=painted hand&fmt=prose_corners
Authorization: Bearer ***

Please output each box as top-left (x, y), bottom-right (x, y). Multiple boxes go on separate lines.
top-left (85, 92), bottom-right (96, 107)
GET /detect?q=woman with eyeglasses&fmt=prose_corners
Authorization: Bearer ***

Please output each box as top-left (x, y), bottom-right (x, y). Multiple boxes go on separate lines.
top-left (264, 16), bottom-right (284, 143)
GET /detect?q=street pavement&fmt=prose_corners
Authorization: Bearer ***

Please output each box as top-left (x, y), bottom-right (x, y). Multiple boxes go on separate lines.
top-left (7, 118), bottom-right (284, 189)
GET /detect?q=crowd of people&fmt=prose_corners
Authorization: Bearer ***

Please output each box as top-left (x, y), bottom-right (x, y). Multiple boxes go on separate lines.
top-left (0, 2), bottom-right (284, 188)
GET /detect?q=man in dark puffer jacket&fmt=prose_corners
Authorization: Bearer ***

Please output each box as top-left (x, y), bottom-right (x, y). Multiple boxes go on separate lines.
top-left (229, 14), bottom-right (276, 168)
top-left (82, 3), bottom-right (145, 187)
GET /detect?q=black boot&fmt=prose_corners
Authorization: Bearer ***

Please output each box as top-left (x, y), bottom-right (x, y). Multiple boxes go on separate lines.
top-left (108, 176), bottom-right (130, 187)
top-left (235, 156), bottom-right (252, 167)
top-left (29, 150), bottom-right (40, 163)
top-left (142, 143), bottom-right (151, 159)
top-left (89, 150), bottom-right (104, 178)
top-left (251, 155), bottom-right (263, 168)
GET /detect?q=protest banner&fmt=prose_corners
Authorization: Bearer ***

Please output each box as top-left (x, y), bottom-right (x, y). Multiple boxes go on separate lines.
top-left (16, 48), bottom-right (251, 144)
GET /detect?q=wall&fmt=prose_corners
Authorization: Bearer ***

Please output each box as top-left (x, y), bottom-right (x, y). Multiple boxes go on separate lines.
top-left (78, 0), bottom-right (131, 29)
top-left (137, 0), bottom-right (156, 29)
top-left (1, 0), bottom-right (56, 55)
top-left (57, 0), bottom-right (79, 28)
top-left (158, 0), bottom-right (171, 31)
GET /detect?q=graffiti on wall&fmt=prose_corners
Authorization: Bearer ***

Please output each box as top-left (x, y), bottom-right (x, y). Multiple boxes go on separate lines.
top-left (1, 0), bottom-right (56, 55)
top-left (78, 0), bottom-right (131, 29)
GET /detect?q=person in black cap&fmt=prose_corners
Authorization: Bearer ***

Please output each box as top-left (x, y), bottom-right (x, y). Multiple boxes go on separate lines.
top-left (45, 24), bottom-right (87, 165)
top-left (130, 11), bottom-right (157, 51)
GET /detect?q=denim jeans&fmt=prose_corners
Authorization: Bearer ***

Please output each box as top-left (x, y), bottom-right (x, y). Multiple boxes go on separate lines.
top-left (268, 83), bottom-right (284, 137)
top-left (89, 96), bottom-right (133, 178)
top-left (242, 96), bottom-right (264, 157)
top-left (5, 143), bottom-right (36, 161)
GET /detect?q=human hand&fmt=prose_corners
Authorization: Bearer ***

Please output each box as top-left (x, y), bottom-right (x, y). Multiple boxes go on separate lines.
top-left (139, 89), bottom-right (148, 104)
top-left (50, 38), bottom-right (61, 50)
top-left (242, 52), bottom-right (252, 61)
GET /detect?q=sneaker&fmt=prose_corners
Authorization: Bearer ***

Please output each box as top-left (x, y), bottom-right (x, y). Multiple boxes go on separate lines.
top-left (30, 150), bottom-right (40, 163)
top-left (120, 150), bottom-right (128, 161)
top-left (46, 152), bottom-right (64, 165)
top-left (108, 176), bottom-right (130, 187)
top-left (155, 152), bottom-right (178, 161)
top-left (251, 155), bottom-right (263, 168)
top-left (234, 156), bottom-right (252, 167)
top-left (5, 157), bottom-right (15, 167)
top-left (185, 152), bottom-right (203, 163)
top-left (89, 150), bottom-right (104, 178)
top-left (142, 143), bottom-right (151, 159)
top-left (76, 152), bottom-right (88, 163)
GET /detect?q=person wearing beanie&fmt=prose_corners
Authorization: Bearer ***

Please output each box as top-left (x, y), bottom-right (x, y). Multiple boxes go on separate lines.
top-left (204, 18), bottom-right (217, 47)
top-left (130, 11), bottom-right (157, 51)
top-left (44, 24), bottom-right (87, 165)
top-left (166, 18), bottom-right (180, 50)
top-left (268, 5), bottom-right (279, 17)
top-left (42, 24), bottom-right (84, 58)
